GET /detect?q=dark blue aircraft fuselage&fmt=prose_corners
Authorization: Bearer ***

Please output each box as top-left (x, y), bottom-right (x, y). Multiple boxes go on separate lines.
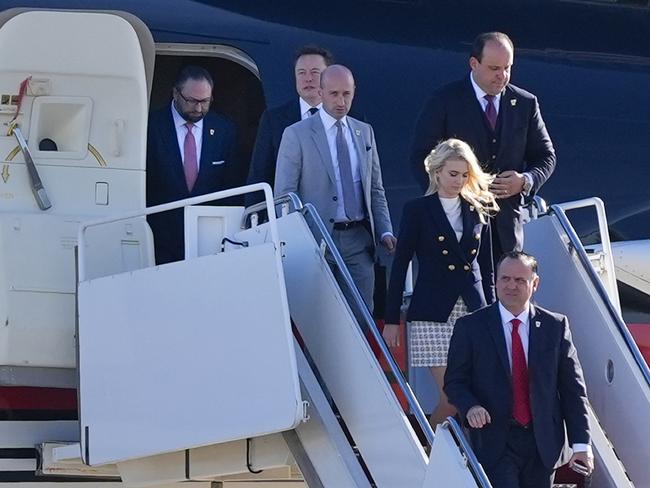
top-left (2, 0), bottom-right (649, 242)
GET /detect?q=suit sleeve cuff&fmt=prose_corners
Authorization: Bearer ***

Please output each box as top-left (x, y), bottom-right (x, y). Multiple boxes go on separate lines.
top-left (572, 443), bottom-right (593, 456)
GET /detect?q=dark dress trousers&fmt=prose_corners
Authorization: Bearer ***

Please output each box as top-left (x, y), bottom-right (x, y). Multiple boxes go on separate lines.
top-left (444, 302), bottom-right (591, 475)
top-left (384, 194), bottom-right (495, 325)
top-left (410, 77), bottom-right (556, 254)
top-left (146, 107), bottom-right (237, 264)
top-left (245, 99), bottom-right (300, 206)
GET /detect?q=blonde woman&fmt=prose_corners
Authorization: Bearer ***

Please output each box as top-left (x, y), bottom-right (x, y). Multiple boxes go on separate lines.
top-left (383, 138), bottom-right (498, 428)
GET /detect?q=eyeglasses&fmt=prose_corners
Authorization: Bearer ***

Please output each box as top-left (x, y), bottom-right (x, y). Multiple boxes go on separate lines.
top-left (177, 91), bottom-right (212, 107)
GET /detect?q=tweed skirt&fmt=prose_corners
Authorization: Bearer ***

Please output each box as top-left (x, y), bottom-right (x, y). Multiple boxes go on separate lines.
top-left (408, 297), bottom-right (468, 367)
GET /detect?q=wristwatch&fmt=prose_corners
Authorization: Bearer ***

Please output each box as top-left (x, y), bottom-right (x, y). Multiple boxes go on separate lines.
top-left (522, 174), bottom-right (533, 195)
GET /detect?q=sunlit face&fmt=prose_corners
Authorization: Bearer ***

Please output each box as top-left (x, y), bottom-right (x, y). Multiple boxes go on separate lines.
top-left (295, 54), bottom-right (328, 104)
top-left (496, 257), bottom-right (539, 315)
top-left (319, 71), bottom-right (355, 120)
top-left (172, 78), bottom-right (213, 123)
top-left (436, 158), bottom-right (469, 198)
top-left (469, 39), bottom-right (513, 96)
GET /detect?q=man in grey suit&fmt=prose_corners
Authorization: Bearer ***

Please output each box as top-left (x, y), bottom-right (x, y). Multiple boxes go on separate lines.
top-left (275, 65), bottom-right (396, 311)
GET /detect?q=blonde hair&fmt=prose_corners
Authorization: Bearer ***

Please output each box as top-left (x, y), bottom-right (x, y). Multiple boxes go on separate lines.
top-left (424, 138), bottom-right (499, 218)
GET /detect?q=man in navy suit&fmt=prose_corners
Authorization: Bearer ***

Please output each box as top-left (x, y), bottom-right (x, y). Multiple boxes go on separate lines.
top-left (410, 32), bottom-right (556, 258)
top-left (444, 251), bottom-right (593, 487)
top-left (147, 65), bottom-right (237, 264)
top-left (245, 45), bottom-right (334, 206)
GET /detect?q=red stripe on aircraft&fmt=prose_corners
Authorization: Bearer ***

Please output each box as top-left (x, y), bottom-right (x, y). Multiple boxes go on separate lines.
top-left (0, 387), bottom-right (77, 410)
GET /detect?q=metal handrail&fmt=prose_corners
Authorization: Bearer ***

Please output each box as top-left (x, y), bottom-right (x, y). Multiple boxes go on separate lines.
top-left (550, 204), bottom-right (650, 387)
top-left (240, 193), bottom-right (304, 229)
top-left (556, 197), bottom-right (621, 313)
top-left (77, 183), bottom-right (277, 282)
top-left (299, 202), bottom-right (435, 447)
top-left (443, 417), bottom-right (492, 487)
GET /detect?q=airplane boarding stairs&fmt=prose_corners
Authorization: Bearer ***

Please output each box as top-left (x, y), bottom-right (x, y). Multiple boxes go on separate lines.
top-left (66, 186), bottom-right (489, 487)
top-left (523, 198), bottom-right (650, 488)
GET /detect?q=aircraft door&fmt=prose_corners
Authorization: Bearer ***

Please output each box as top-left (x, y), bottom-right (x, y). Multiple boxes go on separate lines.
top-left (0, 9), bottom-right (153, 378)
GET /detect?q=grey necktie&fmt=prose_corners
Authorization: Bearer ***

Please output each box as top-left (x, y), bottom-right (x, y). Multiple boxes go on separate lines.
top-left (335, 120), bottom-right (362, 221)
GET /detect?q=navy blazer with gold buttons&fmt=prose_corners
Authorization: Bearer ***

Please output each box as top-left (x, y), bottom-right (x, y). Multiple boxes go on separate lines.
top-left (385, 193), bottom-right (495, 325)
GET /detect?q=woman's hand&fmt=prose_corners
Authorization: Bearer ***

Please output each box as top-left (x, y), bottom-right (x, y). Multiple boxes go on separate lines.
top-left (382, 323), bottom-right (402, 348)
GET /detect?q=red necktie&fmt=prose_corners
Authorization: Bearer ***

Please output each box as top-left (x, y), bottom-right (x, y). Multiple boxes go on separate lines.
top-left (183, 122), bottom-right (198, 192)
top-left (484, 94), bottom-right (497, 130)
top-left (511, 318), bottom-right (532, 425)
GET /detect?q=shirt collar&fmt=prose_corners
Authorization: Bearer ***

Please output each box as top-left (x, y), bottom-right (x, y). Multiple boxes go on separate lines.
top-left (498, 301), bottom-right (530, 328)
top-left (469, 72), bottom-right (502, 105)
top-left (299, 97), bottom-right (322, 118)
top-left (171, 102), bottom-right (204, 132)
top-left (319, 108), bottom-right (347, 131)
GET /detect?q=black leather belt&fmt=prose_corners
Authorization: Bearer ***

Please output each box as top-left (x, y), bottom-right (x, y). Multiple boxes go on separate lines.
top-left (333, 219), bottom-right (367, 231)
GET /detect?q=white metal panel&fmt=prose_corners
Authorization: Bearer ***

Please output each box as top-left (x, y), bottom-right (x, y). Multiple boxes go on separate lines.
top-left (612, 239), bottom-right (650, 296)
top-left (423, 425), bottom-right (479, 487)
top-left (184, 206), bottom-right (246, 259)
top-left (0, 10), bottom-right (150, 212)
top-left (0, 10), bottom-right (152, 382)
top-left (525, 215), bottom-right (650, 486)
top-left (116, 434), bottom-right (291, 487)
top-left (78, 244), bottom-right (302, 465)
top-left (240, 213), bottom-right (428, 487)
top-left (292, 341), bottom-right (371, 488)
top-left (0, 420), bottom-right (78, 448)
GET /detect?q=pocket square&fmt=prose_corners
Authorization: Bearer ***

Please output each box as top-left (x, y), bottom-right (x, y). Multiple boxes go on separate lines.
top-left (212, 160), bottom-right (225, 165)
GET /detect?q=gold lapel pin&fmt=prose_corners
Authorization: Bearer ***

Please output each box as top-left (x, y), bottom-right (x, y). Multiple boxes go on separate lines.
top-left (535, 321), bottom-right (541, 328)
top-left (209, 129), bottom-right (215, 136)
top-left (510, 99), bottom-right (517, 106)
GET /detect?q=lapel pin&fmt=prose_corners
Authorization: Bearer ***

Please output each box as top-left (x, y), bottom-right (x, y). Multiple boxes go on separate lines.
top-left (355, 129), bottom-right (361, 136)
top-left (209, 129), bottom-right (215, 136)
top-left (535, 321), bottom-right (541, 328)
top-left (469, 205), bottom-right (475, 212)
top-left (510, 99), bottom-right (517, 106)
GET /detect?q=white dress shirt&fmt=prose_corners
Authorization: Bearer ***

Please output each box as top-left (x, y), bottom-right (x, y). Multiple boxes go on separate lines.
top-left (299, 98), bottom-right (322, 120)
top-left (440, 196), bottom-right (463, 241)
top-left (498, 301), bottom-right (591, 455)
top-left (498, 301), bottom-right (530, 368)
top-left (470, 72), bottom-right (502, 115)
top-left (319, 110), bottom-right (364, 222)
top-left (171, 103), bottom-right (203, 169)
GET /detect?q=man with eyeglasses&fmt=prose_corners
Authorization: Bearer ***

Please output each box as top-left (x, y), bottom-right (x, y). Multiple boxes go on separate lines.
top-left (147, 65), bottom-right (237, 264)
top-left (445, 251), bottom-right (593, 487)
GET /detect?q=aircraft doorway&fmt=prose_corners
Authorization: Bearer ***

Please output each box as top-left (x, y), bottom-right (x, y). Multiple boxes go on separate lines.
top-left (150, 44), bottom-right (265, 194)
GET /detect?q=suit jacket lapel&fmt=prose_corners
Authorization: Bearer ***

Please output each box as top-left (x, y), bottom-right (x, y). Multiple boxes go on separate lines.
top-left (496, 85), bottom-right (518, 170)
top-left (197, 118), bottom-right (218, 183)
top-left (162, 110), bottom-right (186, 186)
top-left (458, 198), bottom-right (479, 257)
top-left (487, 303), bottom-right (511, 378)
top-left (285, 100), bottom-right (301, 126)
top-left (310, 115), bottom-right (337, 185)
top-left (527, 305), bottom-right (544, 378)
top-left (348, 118), bottom-right (369, 184)
top-left (462, 77), bottom-right (491, 159)
top-left (427, 194), bottom-right (466, 261)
